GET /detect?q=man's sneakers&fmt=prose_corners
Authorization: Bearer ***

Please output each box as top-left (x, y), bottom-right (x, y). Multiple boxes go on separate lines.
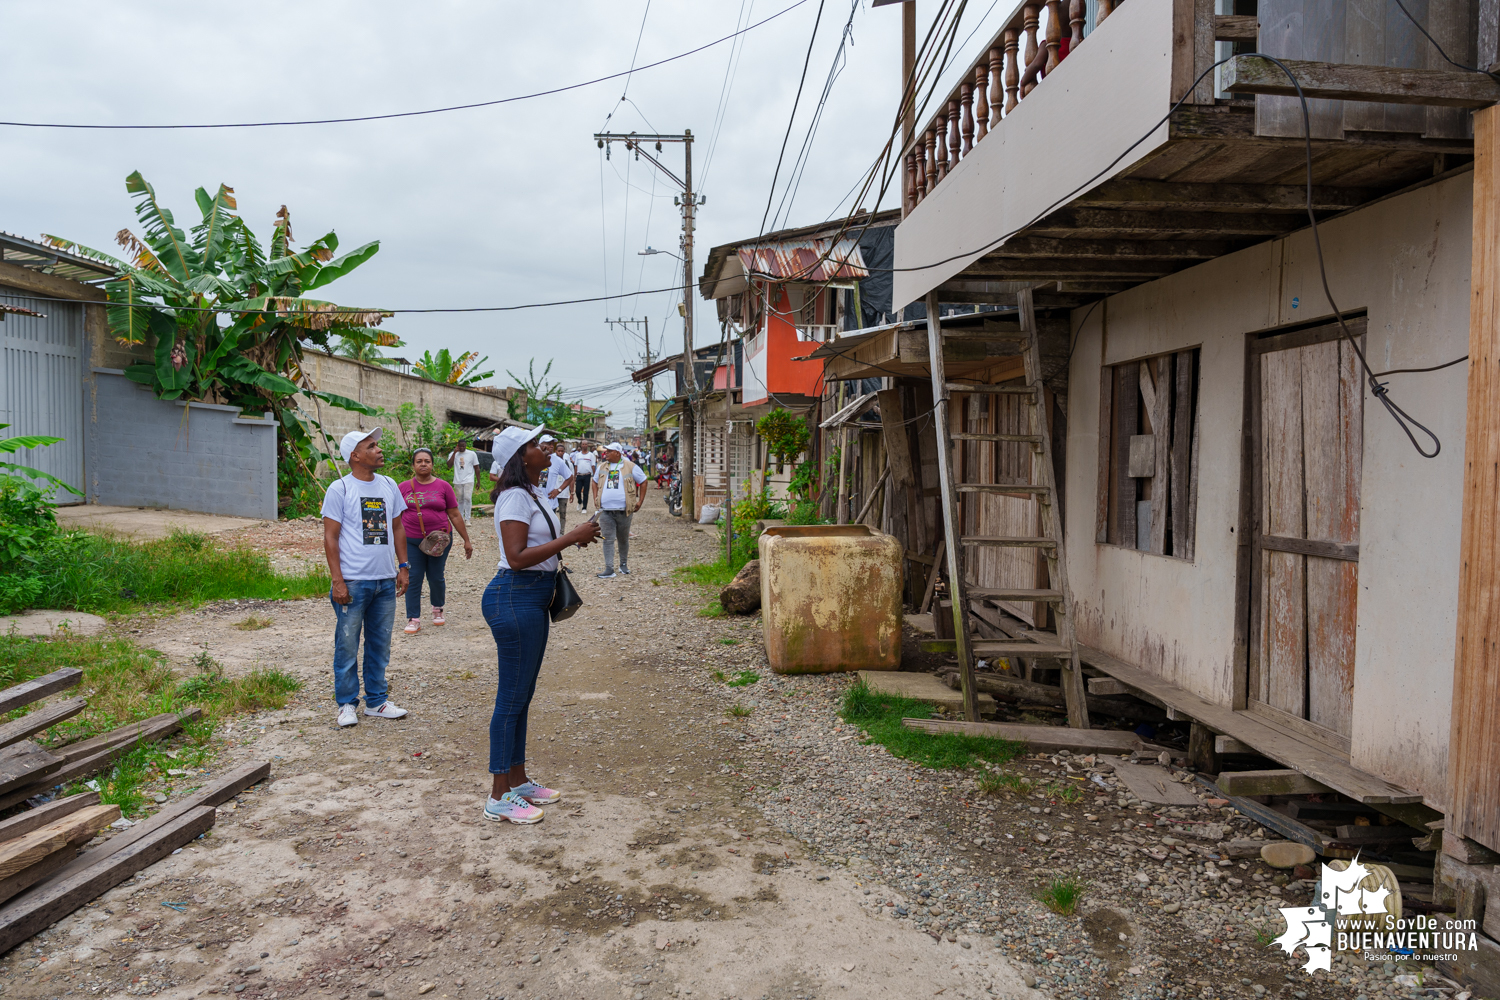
top-left (404, 618), bottom-right (421, 634)
top-left (363, 701), bottom-right (408, 720)
top-left (432, 607), bottom-right (446, 626)
top-left (337, 704), bottom-right (359, 727)
top-left (597, 570), bottom-right (617, 579)
top-left (483, 791), bottom-right (544, 825)
top-left (512, 780), bottom-right (562, 804)
top-left (619, 565), bottom-right (631, 575)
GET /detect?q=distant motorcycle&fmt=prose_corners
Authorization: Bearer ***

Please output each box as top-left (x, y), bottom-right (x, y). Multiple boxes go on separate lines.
top-left (665, 469), bottom-right (682, 517)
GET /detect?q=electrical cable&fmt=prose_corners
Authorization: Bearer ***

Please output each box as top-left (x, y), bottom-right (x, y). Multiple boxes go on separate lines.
top-left (3, 0), bottom-right (810, 130)
top-left (1389, 0), bottom-right (1500, 84)
top-left (18, 285), bottom-right (690, 315)
top-left (1372, 355), bottom-right (1469, 377)
top-left (759, 0), bottom-right (829, 235)
top-left (701, 0), bottom-right (756, 190)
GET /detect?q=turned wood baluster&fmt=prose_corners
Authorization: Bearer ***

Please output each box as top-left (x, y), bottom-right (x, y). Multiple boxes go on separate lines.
top-left (1097, 0), bottom-right (1114, 24)
top-left (1069, 0), bottom-right (1086, 54)
top-left (946, 99), bottom-right (961, 169)
top-left (915, 146), bottom-right (928, 200)
top-left (1022, 6), bottom-right (1040, 97)
top-left (925, 126), bottom-right (939, 187)
top-left (905, 151), bottom-right (918, 209)
top-left (974, 65), bottom-right (989, 140)
top-left (960, 85), bottom-right (975, 155)
top-left (1044, 0), bottom-right (1063, 75)
top-left (1003, 30), bottom-right (1020, 113)
top-left (988, 47), bottom-right (1004, 126)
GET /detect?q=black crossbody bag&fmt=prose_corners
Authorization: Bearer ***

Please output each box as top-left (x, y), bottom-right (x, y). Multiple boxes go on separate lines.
top-left (526, 491), bottom-right (583, 622)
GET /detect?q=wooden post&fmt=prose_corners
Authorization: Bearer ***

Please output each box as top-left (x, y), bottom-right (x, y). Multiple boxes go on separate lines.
top-left (836, 423), bottom-right (851, 524)
top-left (1450, 103), bottom-right (1500, 854)
top-left (1188, 722), bottom-right (1221, 774)
top-left (926, 292), bottom-right (979, 721)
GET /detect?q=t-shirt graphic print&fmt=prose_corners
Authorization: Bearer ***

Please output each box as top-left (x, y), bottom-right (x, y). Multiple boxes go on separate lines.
top-left (604, 466), bottom-right (622, 491)
top-left (361, 497), bottom-right (390, 545)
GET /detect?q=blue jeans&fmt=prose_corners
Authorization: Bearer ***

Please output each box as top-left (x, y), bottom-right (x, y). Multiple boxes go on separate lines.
top-left (330, 578), bottom-right (396, 708)
top-left (405, 538), bottom-right (451, 619)
top-left (483, 569), bottom-right (552, 773)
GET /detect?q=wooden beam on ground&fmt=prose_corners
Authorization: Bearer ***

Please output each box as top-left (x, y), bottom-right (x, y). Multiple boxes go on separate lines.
top-left (35, 761), bottom-right (270, 890)
top-left (1223, 55), bottom-right (1500, 108)
top-left (1214, 734), bottom-right (1254, 754)
top-left (901, 717), bottom-right (1168, 755)
top-left (0, 698), bottom-right (87, 751)
top-left (937, 670), bottom-right (1166, 720)
top-left (0, 805), bottom-right (119, 905)
top-left (0, 669), bottom-right (83, 716)
top-left (1216, 768), bottom-right (1334, 797)
top-left (1074, 179), bottom-right (1373, 213)
top-left (51, 713), bottom-right (189, 765)
top-left (0, 792), bottom-right (101, 844)
top-left (0, 745), bottom-right (63, 797)
top-left (0, 711), bottom-right (202, 812)
top-left (0, 806), bottom-right (215, 955)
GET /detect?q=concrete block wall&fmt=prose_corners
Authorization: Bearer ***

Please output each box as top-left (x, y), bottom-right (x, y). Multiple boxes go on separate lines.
top-left (84, 370), bottom-right (279, 520)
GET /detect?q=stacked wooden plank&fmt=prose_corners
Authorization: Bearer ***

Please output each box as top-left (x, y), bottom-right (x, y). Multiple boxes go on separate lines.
top-left (0, 664), bottom-right (273, 954)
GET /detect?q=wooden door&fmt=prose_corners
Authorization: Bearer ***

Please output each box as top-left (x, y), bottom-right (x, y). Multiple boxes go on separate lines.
top-left (1248, 320), bottom-right (1365, 743)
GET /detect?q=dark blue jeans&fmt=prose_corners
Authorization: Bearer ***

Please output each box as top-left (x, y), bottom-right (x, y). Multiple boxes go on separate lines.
top-left (483, 569), bottom-right (552, 773)
top-left (405, 537), bottom-right (451, 618)
top-left (330, 578), bottom-right (395, 708)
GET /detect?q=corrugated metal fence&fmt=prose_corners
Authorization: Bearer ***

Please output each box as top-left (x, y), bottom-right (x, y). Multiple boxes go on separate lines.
top-left (0, 289), bottom-right (83, 493)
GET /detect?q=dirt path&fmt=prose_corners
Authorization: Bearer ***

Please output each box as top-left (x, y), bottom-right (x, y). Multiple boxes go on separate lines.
top-left (5, 502), bottom-right (1039, 1000)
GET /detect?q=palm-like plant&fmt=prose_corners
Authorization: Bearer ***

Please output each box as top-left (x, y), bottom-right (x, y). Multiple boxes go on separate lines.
top-left (45, 172), bottom-right (388, 492)
top-left (335, 329), bottom-right (406, 367)
top-left (412, 348), bottom-right (494, 386)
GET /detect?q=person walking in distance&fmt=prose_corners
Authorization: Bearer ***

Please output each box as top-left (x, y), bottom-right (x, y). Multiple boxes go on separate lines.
top-left (447, 439), bottom-right (481, 522)
top-left (399, 448), bottom-right (474, 634)
top-left (483, 425), bottom-right (601, 824)
top-left (322, 428), bottom-right (411, 728)
top-left (592, 441), bottom-right (647, 579)
top-left (570, 440), bottom-right (595, 512)
top-left (540, 434), bottom-right (575, 531)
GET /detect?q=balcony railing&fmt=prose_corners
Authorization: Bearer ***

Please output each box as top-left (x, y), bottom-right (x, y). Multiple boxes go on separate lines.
top-left (904, 0), bottom-right (1114, 212)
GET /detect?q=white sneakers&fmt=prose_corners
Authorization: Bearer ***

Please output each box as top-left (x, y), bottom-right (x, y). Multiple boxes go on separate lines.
top-left (336, 701), bottom-right (408, 726)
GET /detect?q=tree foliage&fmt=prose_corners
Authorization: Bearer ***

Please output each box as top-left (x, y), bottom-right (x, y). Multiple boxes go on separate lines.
top-left (412, 348), bottom-right (494, 386)
top-left (505, 359), bottom-right (601, 439)
top-left (45, 172), bottom-right (385, 500)
top-left (756, 408), bottom-right (811, 473)
top-left (335, 329), bottom-right (406, 368)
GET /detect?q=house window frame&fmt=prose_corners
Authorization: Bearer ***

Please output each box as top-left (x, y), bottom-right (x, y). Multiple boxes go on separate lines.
top-left (1094, 347), bottom-right (1201, 560)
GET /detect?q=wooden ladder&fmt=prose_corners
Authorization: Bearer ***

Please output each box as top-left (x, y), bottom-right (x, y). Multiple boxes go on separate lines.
top-left (923, 288), bottom-right (1091, 728)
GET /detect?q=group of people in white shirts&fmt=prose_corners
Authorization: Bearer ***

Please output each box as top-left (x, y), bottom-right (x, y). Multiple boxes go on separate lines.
top-left (444, 435), bottom-right (649, 579)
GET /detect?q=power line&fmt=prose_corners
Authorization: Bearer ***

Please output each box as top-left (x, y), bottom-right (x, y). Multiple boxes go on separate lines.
top-left (1, 0), bottom-right (810, 130)
top-left (20, 285), bottom-right (689, 315)
top-left (759, 0), bottom-right (829, 235)
top-left (700, 0), bottom-right (756, 190)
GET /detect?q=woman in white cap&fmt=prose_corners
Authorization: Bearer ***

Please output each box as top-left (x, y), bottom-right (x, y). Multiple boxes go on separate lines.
top-left (482, 425), bottom-right (600, 824)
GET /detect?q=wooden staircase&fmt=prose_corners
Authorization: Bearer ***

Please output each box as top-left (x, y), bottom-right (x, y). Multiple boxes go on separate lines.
top-left (923, 287), bottom-right (1091, 728)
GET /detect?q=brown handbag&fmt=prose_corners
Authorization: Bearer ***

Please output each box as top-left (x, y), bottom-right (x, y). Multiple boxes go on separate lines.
top-left (407, 483), bottom-right (451, 556)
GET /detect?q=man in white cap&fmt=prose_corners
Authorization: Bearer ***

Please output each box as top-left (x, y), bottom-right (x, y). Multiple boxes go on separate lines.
top-left (539, 434), bottom-right (575, 531)
top-left (446, 438), bottom-right (480, 522)
top-left (321, 428), bottom-right (411, 728)
top-left (569, 439), bottom-right (595, 512)
top-left (591, 441), bottom-right (648, 578)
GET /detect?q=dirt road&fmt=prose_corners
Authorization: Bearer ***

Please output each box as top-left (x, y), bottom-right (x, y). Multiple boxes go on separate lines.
top-left (4, 501), bottom-right (1038, 1000)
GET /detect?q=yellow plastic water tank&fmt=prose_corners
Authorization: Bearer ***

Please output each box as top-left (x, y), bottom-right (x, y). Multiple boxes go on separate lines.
top-left (758, 524), bottom-right (903, 674)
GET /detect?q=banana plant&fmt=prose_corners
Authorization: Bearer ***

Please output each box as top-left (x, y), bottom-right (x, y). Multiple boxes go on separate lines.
top-left (45, 173), bottom-right (389, 497)
top-left (412, 348), bottom-right (494, 386)
top-left (0, 427), bottom-right (82, 497)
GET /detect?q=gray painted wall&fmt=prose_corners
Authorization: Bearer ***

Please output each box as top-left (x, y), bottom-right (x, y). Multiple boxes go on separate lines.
top-left (84, 370), bottom-right (278, 520)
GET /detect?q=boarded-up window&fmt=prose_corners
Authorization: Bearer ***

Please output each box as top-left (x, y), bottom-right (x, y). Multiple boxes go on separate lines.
top-left (1096, 349), bottom-right (1200, 558)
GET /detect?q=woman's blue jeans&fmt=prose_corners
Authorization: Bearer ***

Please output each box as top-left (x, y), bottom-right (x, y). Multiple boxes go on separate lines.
top-left (483, 569), bottom-right (552, 774)
top-left (330, 578), bottom-right (395, 708)
top-left (405, 537), bottom-right (451, 618)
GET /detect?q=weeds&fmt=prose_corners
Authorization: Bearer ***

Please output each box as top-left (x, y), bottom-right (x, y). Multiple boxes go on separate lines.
top-left (725, 670), bottom-right (760, 688)
top-left (673, 559), bottom-right (745, 589)
top-left (234, 614), bottom-right (274, 631)
top-left (727, 703), bottom-right (754, 718)
top-left (711, 670), bottom-right (728, 683)
top-left (1254, 928), bottom-right (1276, 948)
top-left (698, 600), bottom-right (727, 618)
top-left (1036, 876), bottom-right (1085, 915)
top-left (977, 771), bottom-right (1033, 795)
top-left (840, 679), bottom-right (1024, 771)
top-left (717, 638), bottom-right (740, 646)
top-left (1045, 781), bottom-right (1083, 803)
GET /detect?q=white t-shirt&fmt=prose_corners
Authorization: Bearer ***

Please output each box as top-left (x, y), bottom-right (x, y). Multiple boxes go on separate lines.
top-left (321, 473), bottom-right (408, 581)
top-left (494, 485), bottom-right (560, 572)
top-left (449, 449), bottom-right (481, 485)
top-left (544, 455), bottom-right (572, 509)
top-left (571, 450), bottom-right (595, 475)
top-left (594, 461), bottom-right (648, 511)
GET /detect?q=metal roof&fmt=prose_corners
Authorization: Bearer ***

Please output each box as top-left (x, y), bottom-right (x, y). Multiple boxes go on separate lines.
top-left (736, 237), bottom-right (867, 284)
top-left (0, 231), bottom-right (115, 284)
top-left (699, 209), bottom-right (900, 300)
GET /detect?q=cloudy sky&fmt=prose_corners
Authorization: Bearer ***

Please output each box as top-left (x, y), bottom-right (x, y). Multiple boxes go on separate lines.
top-left (5, 0), bottom-right (1014, 422)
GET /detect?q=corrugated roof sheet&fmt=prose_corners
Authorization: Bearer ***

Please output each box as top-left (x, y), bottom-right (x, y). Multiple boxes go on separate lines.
top-left (0, 231), bottom-right (116, 284)
top-left (735, 237), bottom-right (868, 284)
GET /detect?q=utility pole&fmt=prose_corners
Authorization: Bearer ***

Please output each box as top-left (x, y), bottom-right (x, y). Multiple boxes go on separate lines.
top-left (609, 316), bottom-right (654, 432)
top-left (595, 129), bottom-right (702, 521)
top-left (875, 1), bottom-right (919, 215)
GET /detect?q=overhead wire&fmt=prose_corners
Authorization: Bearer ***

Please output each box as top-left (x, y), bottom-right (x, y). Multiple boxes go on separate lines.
top-left (700, 0), bottom-right (757, 190)
top-left (3, 0), bottom-right (810, 130)
top-left (759, 0), bottom-right (830, 235)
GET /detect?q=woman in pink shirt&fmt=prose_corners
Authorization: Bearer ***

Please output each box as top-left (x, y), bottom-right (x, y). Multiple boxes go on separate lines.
top-left (398, 448), bottom-right (474, 633)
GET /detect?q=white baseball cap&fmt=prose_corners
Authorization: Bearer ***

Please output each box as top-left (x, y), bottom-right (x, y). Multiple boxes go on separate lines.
top-left (492, 425), bottom-right (546, 470)
top-left (339, 427), bottom-right (382, 463)
top-left (607, 441), bottom-right (625, 453)
top-left (539, 434), bottom-right (557, 443)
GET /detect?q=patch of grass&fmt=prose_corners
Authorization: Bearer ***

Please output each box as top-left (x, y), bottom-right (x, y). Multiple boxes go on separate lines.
top-left (725, 670), bottom-right (760, 688)
top-left (39, 529), bottom-right (327, 614)
top-left (710, 670), bottom-right (728, 683)
top-left (1036, 876), bottom-right (1085, 915)
top-left (1254, 928), bottom-right (1275, 948)
top-left (977, 771), bottom-right (1032, 795)
top-left (727, 703), bottom-right (754, 718)
top-left (839, 679), bottom-right (1025, 771)
top-left (1045, 780), bottom-right (1083, 804)
top-left (234, 613), bottom-right (274, 631)
top-left (672, 558), bottom-right (745, 589)
top-left (717, 638), bottom-right (740, 646)
top-left (698, 600), bottom-right (727, 618)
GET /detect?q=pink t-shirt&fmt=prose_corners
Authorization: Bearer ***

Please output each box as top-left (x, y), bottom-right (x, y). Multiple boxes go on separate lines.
top-left (398, 478), bottom-right (457, 539)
